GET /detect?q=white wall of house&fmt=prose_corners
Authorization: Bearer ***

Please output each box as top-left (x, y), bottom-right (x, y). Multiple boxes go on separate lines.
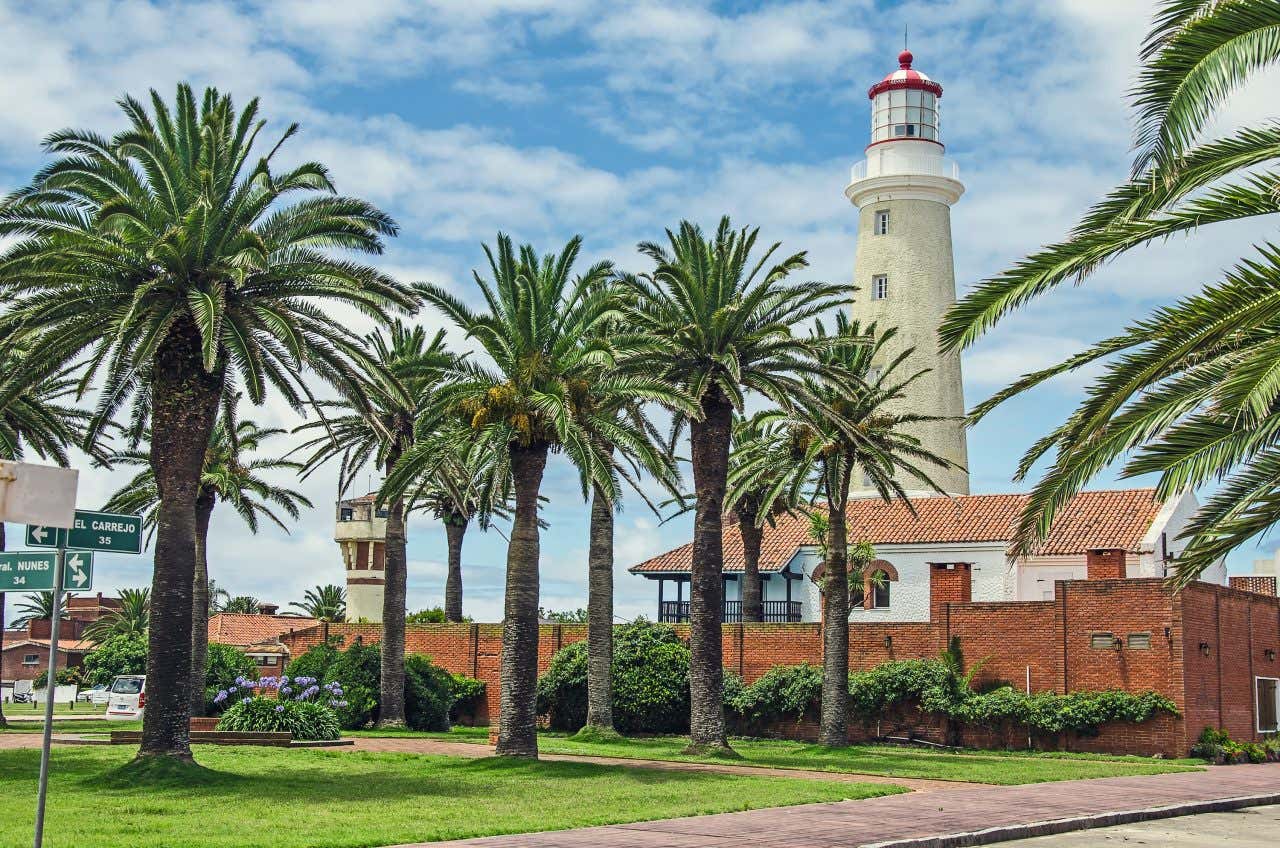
top-left (848, 541), bottom-right (1009, 623)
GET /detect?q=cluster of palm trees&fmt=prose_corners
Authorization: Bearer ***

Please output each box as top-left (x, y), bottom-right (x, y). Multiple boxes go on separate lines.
top-left (1, 2), bottom-right (1270, 760)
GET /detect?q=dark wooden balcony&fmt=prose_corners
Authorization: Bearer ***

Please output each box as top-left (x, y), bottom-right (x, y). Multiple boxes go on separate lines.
top-left (657, 600), bottom-right (802, 624)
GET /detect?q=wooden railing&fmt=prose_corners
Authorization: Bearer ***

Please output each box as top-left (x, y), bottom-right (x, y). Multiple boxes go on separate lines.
top-left (657, 600), bottom-right (802, 623)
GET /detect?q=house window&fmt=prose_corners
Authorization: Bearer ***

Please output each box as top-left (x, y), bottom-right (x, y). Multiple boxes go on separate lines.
top-left (872, 275), bottom-right (889, 300)
top-left (253, 655), bottom-right (278, 667)
top-left (871, 571), bottom-right (891, 609)
top-left (1090, 632), bottom-right (1117, 649)
top-left (1258, 677), bottom-right (1279, 733)
top-left (339, 507), bottom-right (353, 521)
top-left (1127, 632), bottom-right (1152, 650)
top-left (875, 210), bottom-right (889, 235)
top-left (849, 581), bottom-right (865, 609)
top-left (22, 654), bottom-right (39, 666)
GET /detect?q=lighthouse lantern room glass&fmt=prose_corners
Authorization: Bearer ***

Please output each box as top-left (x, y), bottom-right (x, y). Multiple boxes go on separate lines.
top-left (868, 50), bottom-right (942, 145)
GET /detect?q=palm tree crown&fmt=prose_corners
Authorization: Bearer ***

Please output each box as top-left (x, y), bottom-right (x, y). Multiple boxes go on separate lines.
top-left (938, 2), bottom-right (1280, 583)
top-left (83, 589), bottom-right (151, 645)
top-left (289, 585), bottom-right (346, 622)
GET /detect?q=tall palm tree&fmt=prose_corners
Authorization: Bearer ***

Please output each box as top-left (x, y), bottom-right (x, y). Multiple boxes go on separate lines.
top-left (727, 416), bottom-right (797, 623)
top-left (0, 346), bottom-right (89, 728)
top-left (104, 414), bottom-right (311, 715)
top-left (297, 320), bottom-right (456, 728)
top-left (733, 318), bottom-right (953, 745)
top-left (83, 588), bottom-right (150, 644)
top-left (289, 584), bottom-right (347, 621)
top-left (10, 592), bottom-right (73, 628)
top-left (938, 2), bottom-right (1280, 582)
top-left (619, 217), bottom-right (853, 754)
top-left (386, 234), bottom-right (685, 758)
top-left (0, 84), bottom-right (416, 760)
top-left (400, 431), bottom-right (511, 623)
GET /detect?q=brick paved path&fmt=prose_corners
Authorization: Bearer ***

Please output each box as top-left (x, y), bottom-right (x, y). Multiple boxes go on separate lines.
top-left (392, 764), bottom-right (1280, 848)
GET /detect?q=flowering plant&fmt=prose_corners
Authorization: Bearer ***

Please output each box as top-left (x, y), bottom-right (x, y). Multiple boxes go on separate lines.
top-left (210, 675), bottom-right (349, 712)
top-left (211, 674), bottom-right (346, 740)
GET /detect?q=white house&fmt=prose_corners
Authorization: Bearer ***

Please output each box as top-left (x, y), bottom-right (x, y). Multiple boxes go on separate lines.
top-left (628, 488), bottom-right (1226, 624)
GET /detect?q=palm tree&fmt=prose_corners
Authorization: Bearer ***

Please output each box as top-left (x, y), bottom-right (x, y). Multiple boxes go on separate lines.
top-left (727, 416), bottom-right (798, 623)
top-left (938, 2), bottom-right (1280, 583)
top-left (619, 217), bottom-right (853, 754)
top-left (0, 84), bottom-right (416, 760)
top-left (386, 234), bottom-right (685, 757)
top-left (104, 414), bottom-right (311, 715)
top-left (297, 320), bottom-right (456, 728)
top-left (731, 318), bottom-right (953, 746)
top-left (220, 596), bottom-right (262, 614)
top-left (207, 580), bottom-right (231, 616)
top-left (289, 584), bottom-right (347, 621)
top-left (83, 588), bottom-right (150, 645)
top-left (0, 346), bottom-right (89, 728)
top-left (10, 592), bottom-right (68, 628)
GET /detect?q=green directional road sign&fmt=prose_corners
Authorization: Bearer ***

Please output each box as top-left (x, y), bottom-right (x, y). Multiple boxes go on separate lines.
top-left (26, 509), bottom-right (143, 554)
top-left (0, 551), bottom-right (96, 591)
top-left (0, 551), bottom-right (58, 591)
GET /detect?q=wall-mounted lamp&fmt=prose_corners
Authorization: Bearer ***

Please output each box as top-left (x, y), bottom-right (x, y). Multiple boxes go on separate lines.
top-left (1113, 637), bottom-right (1124, 649)
top-left (1163, 626), bottom-right (1172, 644)
top-left (884, 635), bottom-right (893, 650)
top-left (1265, 648), bottom-right (1277, 662)
top-left (1199, 641), bottom-right (1211, 657)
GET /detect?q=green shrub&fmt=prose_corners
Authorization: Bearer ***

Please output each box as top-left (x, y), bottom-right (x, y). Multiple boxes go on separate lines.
top-left (1193, 726), bottom-right (1276, 763)
top-left (216, 698), bottom-right (340, 740)
top-left (449, 674), bottom-right (486, 722)
top-left (728, 663), bottom-right (822, 727)
top-left (34, 666), bottom-right (82, 689)
top-left (80, 634), bottom-right (147, 686)
top-left (404, 654), bottom-right (455, 732)
top-left (205, 643), bottom-right (257, 691)
top-left (537, 621), bottom-right (690, 733)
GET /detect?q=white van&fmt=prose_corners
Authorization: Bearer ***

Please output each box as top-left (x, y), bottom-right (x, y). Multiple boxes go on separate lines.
top-left (105, 675), bottom-right (146, 721)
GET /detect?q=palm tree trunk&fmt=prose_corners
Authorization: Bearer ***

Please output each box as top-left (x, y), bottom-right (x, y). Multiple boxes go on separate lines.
top-left (686, 387), bottom-right (733, 755)
top-left (736, 503), bottom-right (763, 624)
top-left (189, 490), bottom-right (215, 716)
top-left (583, 480), bottom-right (616, 735)
top-left (142, 316), bottom-right (224, 761)
top-left (819, 463), bottom-right (851, 747)
top-left (444, 512), bottom-right (467, 623)
top-left (496, 441), bottom-right (548, 758)
top-left (379, 448), bottom-right (408, 728)
top-left (0, 521), bottom-right (7, 728)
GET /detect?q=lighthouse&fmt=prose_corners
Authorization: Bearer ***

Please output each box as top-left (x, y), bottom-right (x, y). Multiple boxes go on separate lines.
top-left (334, 494), bottom-right (387, 622)
top-left (845, 48), bottom-right (970, 496)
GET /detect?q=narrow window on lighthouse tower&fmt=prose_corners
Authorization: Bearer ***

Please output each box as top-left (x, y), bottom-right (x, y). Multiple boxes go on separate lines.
top-left (875, 210), bottom-right (889, 235)
top-left (872, 275), bottom-right (889, 300)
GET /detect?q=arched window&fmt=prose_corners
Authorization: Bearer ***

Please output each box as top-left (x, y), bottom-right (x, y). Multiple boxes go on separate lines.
top-left (871, 570), bottom-right (891, 609)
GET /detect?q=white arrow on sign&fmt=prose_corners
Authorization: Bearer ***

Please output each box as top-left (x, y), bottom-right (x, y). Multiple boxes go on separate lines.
top-left (32, 526), bottom-right (49, 544)
top-left (68, 553), bottom-right (88, 588)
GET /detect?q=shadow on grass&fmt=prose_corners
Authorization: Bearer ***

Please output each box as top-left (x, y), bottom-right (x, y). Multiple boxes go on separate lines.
top-left (101, 755), bottom-right (230, 789)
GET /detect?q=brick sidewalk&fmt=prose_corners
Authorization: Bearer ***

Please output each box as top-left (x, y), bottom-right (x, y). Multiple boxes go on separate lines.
top-left (393, 764), bottom-right (1280, 848)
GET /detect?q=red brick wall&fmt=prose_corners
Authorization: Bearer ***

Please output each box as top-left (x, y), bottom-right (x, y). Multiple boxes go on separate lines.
top-left (275, 578), bottom-right (1280, 756)
top-left (1230, 575), bottom-right (1277, 597)
top-left (929, 562), bottom-right (972, 620)
top-left (1086, 548), bottom-right (1127, 580)
top-left (2, 644), bottom-right (87, 682)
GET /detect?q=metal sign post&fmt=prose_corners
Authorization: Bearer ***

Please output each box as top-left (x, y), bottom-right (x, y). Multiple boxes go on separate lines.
top-left (32, 539), bottom-right (66, 848)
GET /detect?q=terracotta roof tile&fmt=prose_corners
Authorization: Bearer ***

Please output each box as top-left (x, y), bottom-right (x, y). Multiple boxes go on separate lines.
top-left (207, 613), bottom-right (317, 647)
top-left (629, 489), bottom-right (1164, 575)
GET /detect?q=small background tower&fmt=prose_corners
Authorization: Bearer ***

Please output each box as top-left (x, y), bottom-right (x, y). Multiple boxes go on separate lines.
top-left (334, 494), bottom-right (387, 622)
top-left (845, 48), bottom-right (969, 495)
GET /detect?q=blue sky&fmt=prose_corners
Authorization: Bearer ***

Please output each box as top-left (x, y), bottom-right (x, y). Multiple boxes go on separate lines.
top-left (2, 0), bottom-right (1277, 622)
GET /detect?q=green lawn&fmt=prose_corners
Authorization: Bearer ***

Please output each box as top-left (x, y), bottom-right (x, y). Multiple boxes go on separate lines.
top-left (350, 726), bottom-right (1203, 785)
top-left (0, 745), bottom-right (898, 848)
top-left (1, 702), bottom-right (107, 715)
top-left (1, 718), bottom-right (136, 734)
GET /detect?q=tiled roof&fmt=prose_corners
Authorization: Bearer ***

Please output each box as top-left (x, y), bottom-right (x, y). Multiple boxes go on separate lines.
top-left (629, 489), bottom-right (1165, 575)
top-left (207, 613), bottom-right (317, 647)
top-left (2, 638), bottom-right (94, 653)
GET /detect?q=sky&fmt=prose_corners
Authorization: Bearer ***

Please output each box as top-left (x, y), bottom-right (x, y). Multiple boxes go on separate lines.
top-left (1, 0), bottom-right (1277, 624)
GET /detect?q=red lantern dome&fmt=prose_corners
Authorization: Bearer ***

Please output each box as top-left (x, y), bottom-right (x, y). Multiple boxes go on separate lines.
top-left (866, 50), bottom-right (943, 147)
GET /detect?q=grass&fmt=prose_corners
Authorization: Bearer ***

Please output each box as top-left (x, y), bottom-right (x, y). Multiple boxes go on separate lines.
top-left (1, 719), bottom-right (137, 734)
top-left (0, 745), bottom-right (899, 847)
top-left (351, 726), bottom-right (1204, 785)
top-left (2, 702), bottom-right (107, 715)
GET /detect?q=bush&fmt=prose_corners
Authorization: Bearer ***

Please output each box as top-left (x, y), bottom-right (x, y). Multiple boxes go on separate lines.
top-left (537, 621), bottom-right (690, 733)
top-left (1192, 726), bottom-right (1277, 763)
top-left (34, 666), bottom-right (82, 689)
top-left (448, 674), bottom-right (486, 722)
top-left (216, 698), bottom-right (340, 740)
top-left (728, 663), bottom-right (822, 728)
top-left (405, 654), bottom-right (454, 731)
top-left (205, 643), bottom-right (257, 690)
top-left (80, 634), bottom-right (147, 687)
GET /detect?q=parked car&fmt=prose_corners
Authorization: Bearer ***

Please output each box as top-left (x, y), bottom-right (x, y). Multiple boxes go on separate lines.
top-left (78, 683), bottom-right (111, 705)
top-left (104, 675), bottom-right (145, 721)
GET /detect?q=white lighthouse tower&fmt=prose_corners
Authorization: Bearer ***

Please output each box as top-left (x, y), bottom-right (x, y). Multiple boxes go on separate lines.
top-left (845, 48), bottom-right (969, 495)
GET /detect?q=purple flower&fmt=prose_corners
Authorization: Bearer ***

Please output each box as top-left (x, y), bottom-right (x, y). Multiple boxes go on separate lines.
top-left (241, 696), bottom-right (251, 703)
top-left (227, 686), bottom-right (237, 694)
top-left (280, 676), bottom-right (290, 685)
top-left (281, 686), bottom-right (292, 695)
top-left (213, 690), bottom-right (228, 704)
top-left (275, 705), bottom-right (285, 713)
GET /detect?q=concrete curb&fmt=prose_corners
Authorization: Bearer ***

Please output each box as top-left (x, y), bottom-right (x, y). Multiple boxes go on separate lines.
top-left (861, 793), bottom-right (1280, 848)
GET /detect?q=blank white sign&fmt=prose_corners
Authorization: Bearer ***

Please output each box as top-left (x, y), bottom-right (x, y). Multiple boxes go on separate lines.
top-left (0, 461), bottom-right (78, 527)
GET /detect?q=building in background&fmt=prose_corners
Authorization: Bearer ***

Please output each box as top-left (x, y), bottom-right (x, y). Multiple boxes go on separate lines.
top-left (335, 493), bottom-right (388, 622)
top-left (846, 49), bottom-right (969, 495)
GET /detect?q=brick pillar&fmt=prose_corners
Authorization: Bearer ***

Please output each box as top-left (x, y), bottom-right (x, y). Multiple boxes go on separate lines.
top-left (1086, 548), bottom-right (1126, 580)
top-left (1229, 575), bottom-right (1277, 597)
top-left (929, 563), bottom-right (972, 621)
